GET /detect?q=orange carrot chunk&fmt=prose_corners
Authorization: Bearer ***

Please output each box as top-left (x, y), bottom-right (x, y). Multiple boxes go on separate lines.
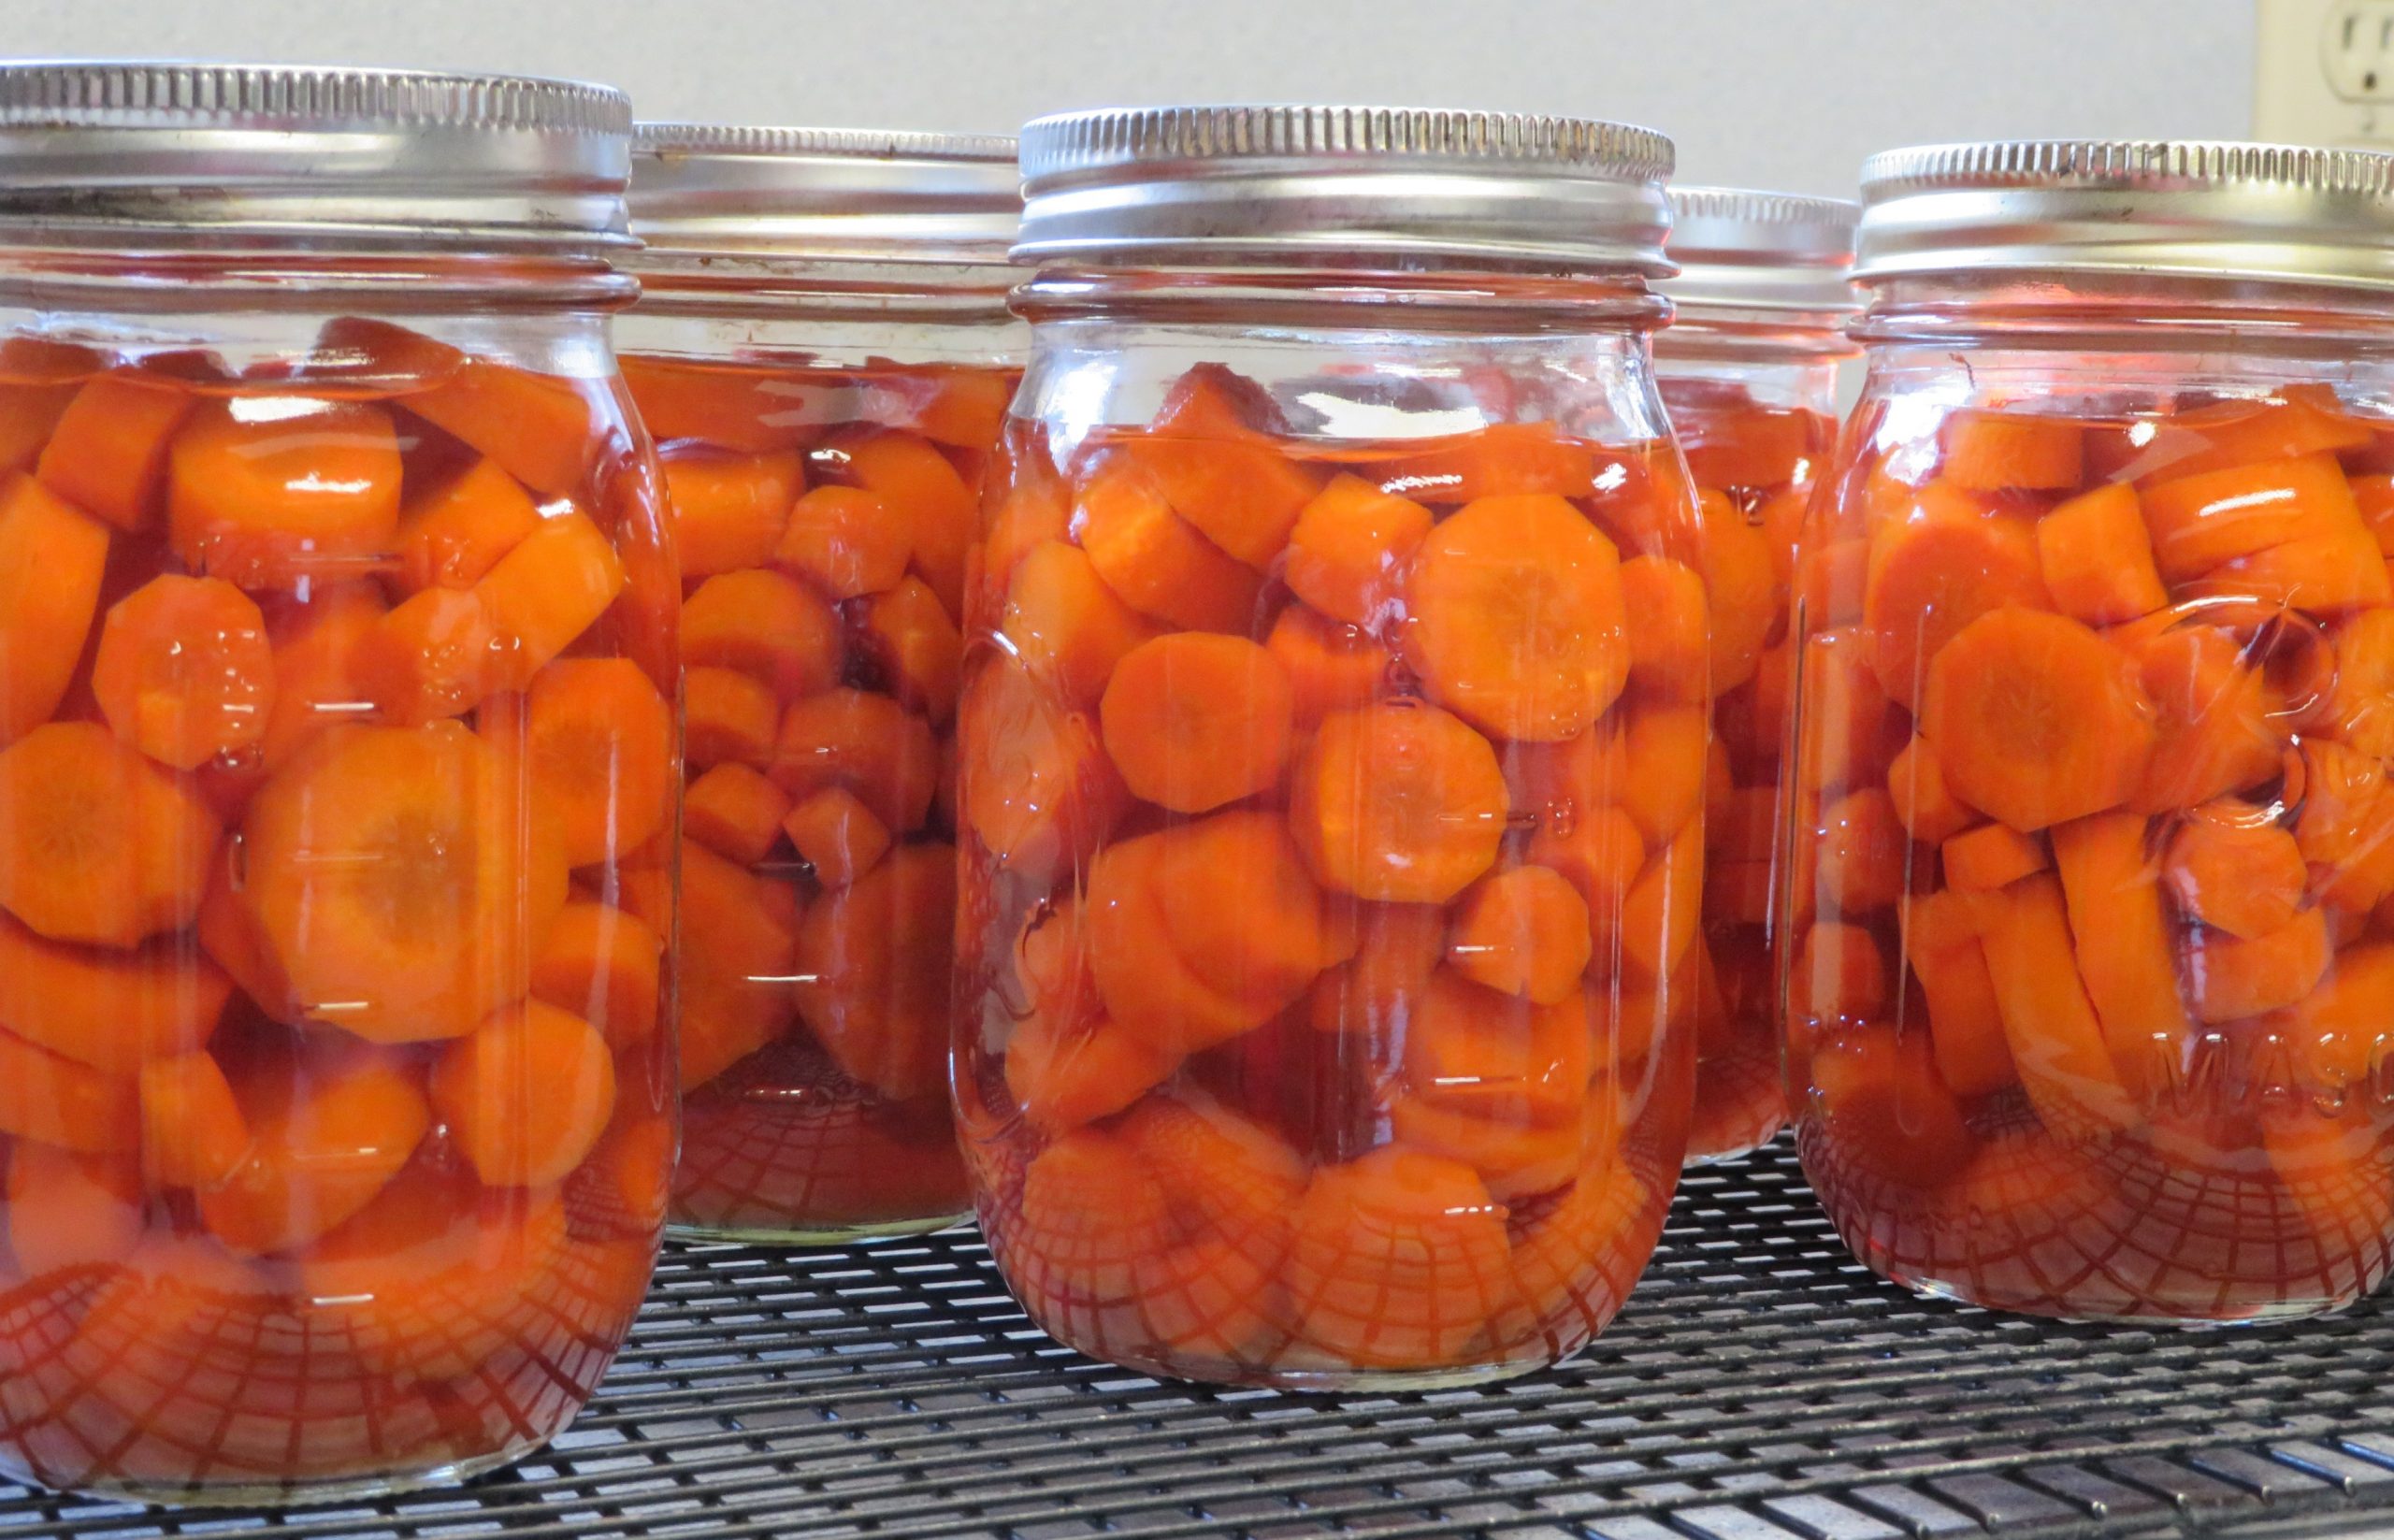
top-left (826, 427), bottom-right (980, 618)
top-left (2049, 812), bottom-right (2190, 1102)
top-left (2123, 625), bottom-right (2281, 813)
top-left (1861, 484), bottom-right (2050, 707)
top-left (1617, 700), bottom-right (1709, 849)
top-left (1001, 539), bottom-right (1160, 708)
top-left (0, 720), bottom-right (220, 947)
top-left (1617, 555), bottom-right (1710, 701)
top-left (792, 842), bottom-right (956, 1101)
top-left (660, 446), bottom-right (803, 578)
top-left (0, 473), bottom-right (109, 746)
top-left (2325, 607), bottom-right (2394, 758)
top-left (683, 568), bottom-right (842, 702)
top-left (684, 761), bottom-right (794, 867)
top-left (860, 575), bottom-right (962, 723)
top-left (254, 582), bottom-right (386, 772)
top-left (1698, 493), bottom-right (1781, 695)
top-left (1616, 825), bottom-right (1702, 984)
top-left (510, 656), bottom-right (675, 868)
top-left (1404, 493), bottom-right (1629, 741)
top-left (1886, 735), bottom-right (1977, 844)
top-left (0, 914), bottom-right (229, 1075)
top-left (1006, 1010), bottom-right (1178, 1135)
top-left (956, 660), bottom-right (1125, 871)
top-left (198, 1044), bottom-right (430, 1254)
top-left (1266, 604), bottom-right (1392, 724)
top-left (1919, 607), bottom-right (2154, 832)
top-left (627, 840), bottom-right (795, 1091)
top-left (772, 685), bottom-right (939, 833)
top-left (430, 1000), bottom-right (616, 1186)
top-left (404, 354), bottom-right (600, 497)
top-left (354, 584), bottom-right (498, 726)
top-left (1151, 809), bottom-right (1348, 1015)
top-left (1978, 871), bottom-right (2140, 1139)
top-left (774, 484), bottom-right (911, 600)
top-left (2035, 482), bottom-right (2168, 626)
top-left (1367, 422), bottom-right (1598, 504)
top-left (1114, 430), bottom-right (1322, 571)
top-left (685, 665), bottom-right (780, 771)
top-left (1445, 866), bottom-right (1593, 1004)
top-left (2163, 805), bottom-right (2308, 940)
top-left (34, 373), bottom-right (194, 531)
top-left (91, 573), bottom-right (275, 770)
top-left (389, 455), bottom-right (542, 594)
top-left (1074, 463), bottom-right (1262, 635)
top-left (2142, 451), bottom-right (2364, 580)
top-left (0, 1029), bottom-right (138, 1152)
top-left (1083, 831), bottom-right (1274, 1056)
top-left (1817, 785), bottom-right (1910, 912)
top-left (0, 380), bottom-right (77, 477)
top-left (1005, 1128), bottom-right (1177, 1334)
top-left (1099, 632), bottom-right (1295, 813)
top-left (1285, 1148), bottom-right (1520, 1370)
top-left (1291, 701), bottom-right (1507, 903)
top-left (1939, 409), bottom-right (2084, 490)
top-left (1789, 919), bottom-right (1889, 1027)
top-left (780, 784), bottom-right (892, 887)
top-left (618, 354), bottom-right (817, 452)
top-left (1903, 889), bottom-right (2017, 1097)
top-left (137, 1050), bottom-right (250, 1189)
top-left (530, 900), bottom-right (662, 1048)
top-left (166, 396), bottom-right (403, 589)
top-left (1941, 823), bottom-right (2048, 892)
top-left (1283, 473), bottom-right (1434, 626)
top-left (476, 511), bottom-right (626, 691)
top-left (2183, 907), bottom-right (2332, 1024)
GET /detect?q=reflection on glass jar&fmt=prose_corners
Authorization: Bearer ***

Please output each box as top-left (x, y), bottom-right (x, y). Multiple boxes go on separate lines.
top-left (0, 64), bottom-right (674, 1503)
top-left (1653, 187), bottom-right (1858, 1163)
top-left (617, 125), bottom-right (1024, 1244)
top-left (1787, 138), bottom-right (2394, 1323)
top-left (956, 107), bottom-right (1699, 1389)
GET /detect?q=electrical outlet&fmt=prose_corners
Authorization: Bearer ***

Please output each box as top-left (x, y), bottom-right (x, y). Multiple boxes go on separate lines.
top-left (2257, 0), bottom-right (2394, 145)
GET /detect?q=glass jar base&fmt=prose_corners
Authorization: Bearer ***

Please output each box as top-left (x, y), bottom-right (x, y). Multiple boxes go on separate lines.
top-left (1683, 1140), bottom-right (1776, 1169)
top-left (1891, 1268), bottom-right (2359, 1329)
top-left (29, 1442), bottom-right (543, 1510)
top-left (667, 1211), bottom-right (972, 1247)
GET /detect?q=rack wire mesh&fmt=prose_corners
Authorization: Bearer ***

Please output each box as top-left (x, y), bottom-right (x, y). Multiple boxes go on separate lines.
top-left (7, 1140), bottom-right (2394, 1539)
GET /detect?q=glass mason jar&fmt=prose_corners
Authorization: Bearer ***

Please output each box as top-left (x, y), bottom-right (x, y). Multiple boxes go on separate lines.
top-left (0, 65), bottom-right (676, 1501)
top-left (1788, 139), bottom-right (2394, 1323)
top-left (957, 107), bottom-right (1701, 1389)
top-left (1653, 188), bottom-right (1857, 1162)
top-left (615, 126), bottom-right (1022, 1243)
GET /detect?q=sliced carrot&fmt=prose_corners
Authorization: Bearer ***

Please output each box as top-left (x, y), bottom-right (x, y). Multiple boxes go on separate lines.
top-left (1283, 473), bottom-right (1434, 626)
top-left (1074, 463), bottom-right (1262, 634)
top-left (860, 575), bottom-right (962, 723)
top-left (1152, 810), bottom-right (1348, 1015)
top-left (882, 364), bottom-right (1014, 448)
top-left (660, 446), bottom-right (803, 577)
top-left (1083, 831), bottom-right (1272, 1056)
top-left (6, 1144), bottom-right (144, 1276)
top-left (1005, 1011), bottom-right (1177, 1135)
top-left (2324, 608), bottom-right (2394, 757)
top-left (619, 354), bottom-right (817, 452)
top-left (1678, 400), bottom-right (1815, 490)
top-left (1616, 555), bottom-right (1710, 701)
top-left (1978, 871), bottom-right (2140, 1139)
top-left (250, 581), bottom-right (384, 770)
top-left (503, 656), bottom-right (676, 869)
top-left (2141, 451), bottom-right (2363, 580)
top-left (1388, 1094), bottom-right (1591, 1202)
top-left (1615, 824), bottom-right (1702, 983)
top-left (1404, 493), bottom-right (1629, 741)
top-left (0, 914), bottom-right (228, 1074)
top-left (198, 1043), bottom-right (431, 1254)
top-left (1367, 422), bottom-right (1597, 504)
top-left (530, 900), bottom-right (662, 1048)
top-left (1265, 604), bottom-right (1391, 724)
top-left (90, 573), bottom-right (274, 771)
top-left (1308, 900), bottom-right (1448, 1035)
top-left (355, 584), bottom-right (498, 726)
top-left (2191, 524), bottom-right (2393, 612)
top-left (1793, 625), bottom-right (1907, 799)
top-left (1113, 429), bottom-right (1322, 570)
top-left (1098, 632), bottom-right (1294, 813)
top-left (241, 723), bottom-right (567, 1043)
top-left (0, 380), bottom-right (76, 476)
top-left (2183, 907), bottom-right (2331, 1024)
top-left (1285, 1147), bottom-right (1519, 1369)
top-left (1794, 537), bottom-right (1869, 628)
top-left (1919, 607), bottom-right (2153, 832)
top-left (1402, 967), bottom-right (1594, 1119)
top-left (1861, 484), bottom-right (2050, 707)
top-left (2123, 625), bottom-right (2281, 813)
top-left (1809, 1029), bottom-right (1976, 1187)
top-left (2164, 805), bottom-right (2307, 939)
top-left (0, 720), bottom-right (219, 946)
top-left (686, 665), bottom-right (780, 771)
top-left (2354, 472), bottom-right (2394, 555)
top-left (1291, 702), bottom-right (1507, 903)
top-left (1119, 1087), bottom-right (1305, 1250)
top-left (1789, 920), bottom-right (1889, 1027)
top-left (390, 454), bottom-right (541, 594)
top-left (34, 373), bottom-right (193, 530)
top-left (1001, 540), bottom-right (1160, 708)
top-left (976, 474), bottom-right (1071, 616)
top-left (811, 431), bottom-right (971, 614)
top-left (1005, 1128), bottom-right (1177, 1335)
top-left (1941, 823), bottom-right (2047, 891)
top-left (1886, 735), bottom-right (1977, 844)
top-left (2035, 482), bottom-right (2168, 626)
top-left (1525, 804), bottom-right (1647, 937)
top-left (683, 568), bottom-right (842, 703)
top-left (2134, 390), bottom-right (2374, 484)
top-left (0, 1029), bottom-right (137, 1152)
top-left (1903, 889), bottom-right (2016, 1097)
top-left (0, 473), bottom-right (110, 745)
top-left (137, 1050), bottom-right (251, 1188)
top-left (792, 841), bottom-right (956, 1101)
top-left (404, 355), bottom-right (600, 497)
top-left (772, 685), bottom-right (939, 833)
top-left (1444, 866), bottom-right (1593, 1003)
top-left (476, 511), bottom-right (626, 691)
top-left (430, 999), bottom-right (615, 1186)
top-left (166, 396), bottom-right (403, 588)
top-left (685, 761), bottom-right (793, 866)
top-left (1698, 493), bottom-right (1781, 695)
top-left (2294, 738), bottom-right (2394, 913)
top-left (194, 842), bottom-right (295, 1019)
top-left (775, 484), bottom-right (911, 600)
top-left (781, 784), bottom-right (893, 887)
top-left (627, 839), bottom-right (794, 1091)
top-left (1939, 409), bottom-right (2084, 491)
top-left (1818, 786), bottom-right (1910, 912)
top-left (956, 658), bottom-right (1127, 873)
top-left (1617, 700), bottom-right (1709, 849)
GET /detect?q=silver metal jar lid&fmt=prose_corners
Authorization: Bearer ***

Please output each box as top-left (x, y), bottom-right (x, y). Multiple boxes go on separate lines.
top-left (1661, 186), bottom-right (1858, 313)
top-left (1014, 105), bottom-right (1675, 274)
top-left (1853, 138), bottom-right (2394, 289)
top-left (0, 60), bottom-right (632, 253)
top-left (629, 123), bottom-right (1021, 264)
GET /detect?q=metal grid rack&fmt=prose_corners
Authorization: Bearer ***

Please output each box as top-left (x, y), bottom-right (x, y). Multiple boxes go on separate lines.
top-left (8, 1141), bottom-right (2394, 1540)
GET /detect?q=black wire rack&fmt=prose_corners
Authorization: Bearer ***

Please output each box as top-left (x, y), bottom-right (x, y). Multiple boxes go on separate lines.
top-left (9, 1140), bottom-right (2394, 1540)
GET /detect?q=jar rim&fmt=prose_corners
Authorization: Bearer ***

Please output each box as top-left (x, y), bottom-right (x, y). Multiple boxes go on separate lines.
top-left (1661, 185), bottom-right (1859, 314)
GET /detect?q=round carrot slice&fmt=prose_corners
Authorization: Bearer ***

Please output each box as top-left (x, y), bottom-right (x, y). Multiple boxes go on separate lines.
top-left (792, 842), bottom-right (957, 1102)
top-left (530, 900), bottom-right (662, 1048)
top-left (1861, 487), bottom-right (2050, 707)
top-left (196, 1042), bottom-right (432, 1255)
top-left (166, 396), bottom-right (403, 589)
top-left (430, 999), bottom-right (617, 1187)
top-left (773, 685), bottom-right (940, 834)
top-left (1977, 871), bottom-right (2142, 1140)
top-left (1445, 866), bottom-right (1593, 1004)
top-left (684, 761), bottom-right (794, 867)
top-left (1290, 702), bottom-right (1508, 904)
top-left (1152, 809), bottom-right (1346, 1014)
top-left (1117, 1088), bottom-right (1307, 1243)
top-left (1083, 831), bottom-right (1272, 1056)
top-left (1074, 462), bottom-right (1262, 635)
top-left (683, 568), bottom-right (843, 702)
top-left (2183, 908), bottom-right (2331, 1024)
top-left (1403, 493), bottom-right (1629, 741)
top-left (1004, 1128), bottom-right (1177, 1346)
top-left (956, 659), bottom-right (1125, 873)
top-left (508, 657), bottom-right (675, 869)
top-left (0, 473), bottom-right (109, 747)
top-left (1285, 1147), bottom-right (1520, 1371)
top-left (1002, 540), bottom-right (1161, 708)
top-left (827, 427), bottom-right (979, 617)
top-left (1283, 473), bottom-right (1435, 626)
top-left (1919, 607), bottom-right (2154, 832)
top-left (240, 722), bottom-right (568, 1043)
top-left (1266, 604), bottom-right (1392, 724)
top-left (0, 1029), bottom-right (138, 1152)
top-left (0, 720), bottom-right (221, 947)
top-left (2123, 624), bottom-right (2282, 813)
top-left (1005, 1011), bottom-right (1177, 1135)
top-left (2163, 803), bottom-right (2307, 940)
top-left (1617, 555), bottom-right (1710, 701)
top-left (1816, 786), bottom-right (1909, 913)
top-left (0, 914), bottom-right (230, 1075)
top-left (91, 573), bottom-right (275, 770)
top-left (137, 1049), bottom-right (251, 1189)
top-left (1698, 494), bottom-right (1780, 696)
top-left (1099, 632), bottom-right (1295, 813)
top-left (659, 446), bottom-right (803, 578)
top-left (859, 575), bottom-right (962, 723)
top-left (775, 484), bottom-right (910, 600)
